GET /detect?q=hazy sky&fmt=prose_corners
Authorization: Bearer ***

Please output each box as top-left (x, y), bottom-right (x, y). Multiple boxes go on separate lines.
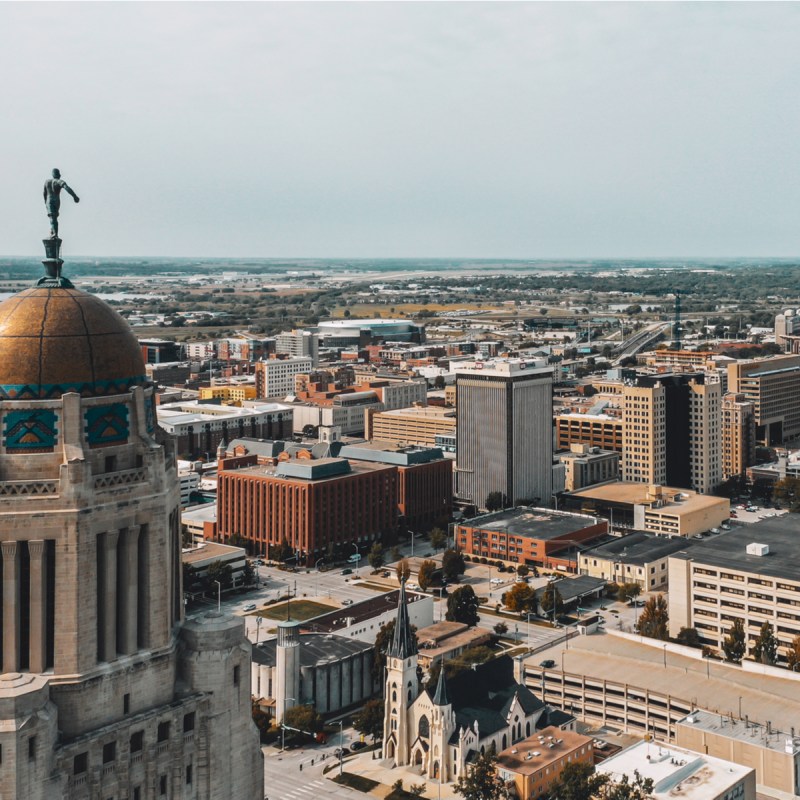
top-left (3, 2), bottom-right (800, 259)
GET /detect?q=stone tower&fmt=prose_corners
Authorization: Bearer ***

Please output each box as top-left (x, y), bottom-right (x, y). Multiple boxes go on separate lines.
top-left (0, 254), bottom-right (263, 797)
top-left (274, 619), bottom-right (301, 721)
top-left (428, 667), bottom-right (455, 781)
top-left (382, 579), bottom-right (419, 765)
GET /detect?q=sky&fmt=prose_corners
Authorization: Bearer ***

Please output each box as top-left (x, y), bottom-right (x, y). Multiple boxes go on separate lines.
top-left (2, 2), bottom-right (800, 259)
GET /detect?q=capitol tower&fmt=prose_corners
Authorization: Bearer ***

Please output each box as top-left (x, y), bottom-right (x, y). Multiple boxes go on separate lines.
top-left (0, 216), bottom-right (263, 797)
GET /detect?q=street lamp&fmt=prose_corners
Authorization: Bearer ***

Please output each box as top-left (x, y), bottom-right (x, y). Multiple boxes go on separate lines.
top-left (213, 580), bottom-right (221, 613)
top-left (255, 616), bottom-right (263, 647)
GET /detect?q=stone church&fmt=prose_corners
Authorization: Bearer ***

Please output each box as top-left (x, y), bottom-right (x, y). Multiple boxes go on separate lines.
top-left (0, 270), bottom-right (263, 797)
top-left (382, 581), bottom-right (545, 783)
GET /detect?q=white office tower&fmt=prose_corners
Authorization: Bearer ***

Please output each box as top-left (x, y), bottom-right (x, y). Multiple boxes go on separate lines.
top-left (455, 359), bottom-right (553, 510)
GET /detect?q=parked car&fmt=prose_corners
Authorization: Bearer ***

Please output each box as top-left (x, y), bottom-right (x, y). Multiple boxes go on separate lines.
top-left (539, 659), bottom-right (556, 668)
top-left (380, 570), bottom-right (391, 578)
top-left (406, 582), bottom-right (419, 590)
top-left (342, 599), bottom-right (354, 606)
top-left (242, 604), bottom-right (257, 612)
top-left (341, 568), bottom-right (353, 576)
top-left (490, 578), bottom-right (504, 585)
top-left (350, 741), bottom-right (367, 751)
top-left (334, 747), bottom-right (350, 757)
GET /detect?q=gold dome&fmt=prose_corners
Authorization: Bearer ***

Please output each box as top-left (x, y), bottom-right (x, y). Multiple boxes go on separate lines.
top-left (0, 287), bottom-right (147, 400)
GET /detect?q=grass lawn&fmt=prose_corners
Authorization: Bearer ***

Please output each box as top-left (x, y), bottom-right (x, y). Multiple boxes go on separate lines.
top-left (254, 600), bottom-right (336, 621)
top-left (332, 773), bottom-right (379, 793)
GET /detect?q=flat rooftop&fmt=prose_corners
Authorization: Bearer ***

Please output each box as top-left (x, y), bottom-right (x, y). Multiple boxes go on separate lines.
top-left (569, 482), bottom-right (728, 515)
top-left (678, 709), bottom-right (800, 756)
top-left (220, 457), bottom-right (392, 484)
top-left (252, 632), bottom-right (372, 667)
top-left (597, 740), bottom-right (753, 799)
top-left (181, 541), bottom-right (244, 566)
top-left (669, 517), bottom-right (800, 582)
top-left (461, 507), bottom-right (603, 541)
top-left (496, 725), bottom-right (591, 776)
top-left (582, 532), bottom-right (694, 565)
top-left (305, 590), bottom-right (427, 633)
top-left (525, 631), bottom-right (800, 739)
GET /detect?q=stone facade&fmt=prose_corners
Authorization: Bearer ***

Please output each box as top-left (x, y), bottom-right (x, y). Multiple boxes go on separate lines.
top-left (0, 285), bottom-right (263, 799)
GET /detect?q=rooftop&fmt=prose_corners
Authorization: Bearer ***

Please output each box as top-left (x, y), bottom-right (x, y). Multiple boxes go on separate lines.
top-left (597, 740), bottom-right (753, 799)
top-left (461, 507), bottom-right (604, 542)
top-left (338, 442), bottom-right (446, 466)
top-left (569, 482), bottom-right (729, 516)
top-left (496, 725), bottom-right (591, 776)
top-left (252, 632), bottom-right (373, 667)
top-left (582, 532), bottom-right (694, 566)
top-left (220, 457), bottom-right (392, 484)
top-left (305, 589), bottom-right (428, 634)
top-left (181, 541), bottom-right (245, 566)
top-left (678, 709), bottom-right (800, 756)
top-left (669, 517), bottom-right (800, 581)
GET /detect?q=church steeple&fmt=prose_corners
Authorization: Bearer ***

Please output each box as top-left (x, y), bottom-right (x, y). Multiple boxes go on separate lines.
top-left (388, 578), bottom-right (418, 659)
top-left (432, 663), bottom-right (450, 706)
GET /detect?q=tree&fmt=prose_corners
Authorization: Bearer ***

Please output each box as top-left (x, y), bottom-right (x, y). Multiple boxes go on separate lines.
top-left (516, 564), bottom-right (529, 578)
top-left (353, 698), bottom-right (384, 741)
top-left (549, 761), bottom-right (609, 800)
top-left (446, 585), bottom-right (480, 627)
top-left (390, 545), bottom-right (402, 562)
top-left (540, 582), bottom-right (564, 621)
top-left (635, 594), bottom-right (669, 641)
top-left (368, 543), bottom-right (385, 571)
top-left (430, 527), bottom-right (448, 550)
top-left (396, 559), bottom-right (411, 583)
top-left (424, 646), bottom-right (495, 692)
top-left (205, 560), bottom-right (233, 593)
top-left (722, 618), bottom-right (747, 663)
top-left (602, 770), bottom-right (655, 799)
top-left (442, 548), bottom-right (466, 583)
top-left (617, 582), bottom-right (641, 604)
top-left (675, 627), bottom-right (702, 649)
top-left (433, 375), bottom-right (446, 390)
top-left (752, 621), bottom-right (778, 665)
top-left (251, 699), bottom-right (273, 742)
top-left (773, 476), bottom-right (800, 512)
top-left (418, 559), bottom-right (437, 591)
top-left (269, 538), bottom-right (293, 563)
top-left (283, 703), bottom-right (322, 732)
top-left (485, 491), bottom-right (507, 512)
top-left (453, 745), bottom-right (507, 800)
top-left (241, 560), bottom-right (257, 587)
top-left (494, 621), bottom-right (508, 635)
top-left (502, 583), bottom-right (537, 613)
top-left (787, 635), bottom-right (800, 670)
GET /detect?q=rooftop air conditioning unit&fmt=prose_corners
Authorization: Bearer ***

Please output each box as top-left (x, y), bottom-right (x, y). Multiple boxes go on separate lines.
top-left (746, 543), bottom-right (769, 557)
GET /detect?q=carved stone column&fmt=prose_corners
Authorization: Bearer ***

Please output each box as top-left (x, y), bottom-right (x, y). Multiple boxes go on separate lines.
top-left (28, 540), bottom-right (47, 673)
top-left (118, 526), bottom-right (140, 655)
top-left (102, 531), bottom-right (119, 662)
top-left (2, 541), bottom-right (20, 672)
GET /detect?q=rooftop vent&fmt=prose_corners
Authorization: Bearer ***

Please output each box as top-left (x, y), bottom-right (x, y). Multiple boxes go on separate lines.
top-left (746, 543), bottom-right (769, 557)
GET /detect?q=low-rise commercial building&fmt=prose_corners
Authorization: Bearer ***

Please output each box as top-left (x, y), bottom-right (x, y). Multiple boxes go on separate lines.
top-left (555, 412), bottom-right (623, 453)
top-left (596, 740), bottom-right (756, 800)
top-left (668, 519), bottom-right (800, 660)
top-left (181, 541), bottom-right (248, 590)
top-left (455, 508), bottom-right (608, 571)
top-left (566, 482), bottom-right (729, 537)
top-left (579, 532), bottom-right (692, 591)
top-left (416, 621), bottom-right (493, 671)
top-left (496, 726), bottom-right (594, 800)
top-left (198, 384), bottom-right (257, 404)
top-left (365, 405), bottom-right (456, 447)
top-left (557, 444), bottom-right (620, 492)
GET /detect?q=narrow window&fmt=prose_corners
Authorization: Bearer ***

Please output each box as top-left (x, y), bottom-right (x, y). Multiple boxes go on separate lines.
top-left (103, 742), bottom-right (116, 764)
top-left (233, 665), bottom-right (240, 686)
top-left (157, 721), bottom-right (170, 742)
top-left (130, 731), bottom-right (144, 753)
top-left (160, 775), bottom-right (167, 795)
top-left (74, 752), bottom-right (88, 775)
top-left (124, 694), bottom-right (130, 715)
top-left (28, 737), bottom-right (36, 761)
top-left (183, 712), bottom-right (195, 732)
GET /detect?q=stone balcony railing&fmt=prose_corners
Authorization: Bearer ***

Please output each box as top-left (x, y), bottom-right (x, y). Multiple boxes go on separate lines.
top-left (0, 480), bottom-right (59, 498)
top-left (94, 469), bottom-right (147, 491)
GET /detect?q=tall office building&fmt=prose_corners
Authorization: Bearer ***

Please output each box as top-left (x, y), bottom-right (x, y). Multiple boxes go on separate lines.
top-left (275, 329), bottom-right (319, 365)
top-left (621, 373), bottom-right (721, 494)
top-left (254, 355), bottom-right (313, 398)
top-left (721, 392), bottom-right (756, 481)
top-left (0, 275), bottom-right (262, 797)
top-left (455, 360), bottom-right (553, 510)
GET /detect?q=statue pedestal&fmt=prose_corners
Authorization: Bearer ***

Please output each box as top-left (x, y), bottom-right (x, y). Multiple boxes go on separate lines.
top-left (38, 238), bottom-right (73, 288)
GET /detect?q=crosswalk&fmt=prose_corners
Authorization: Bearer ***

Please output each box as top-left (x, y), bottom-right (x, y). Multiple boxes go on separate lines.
top-left (263, 777), bottom-right (359, 800)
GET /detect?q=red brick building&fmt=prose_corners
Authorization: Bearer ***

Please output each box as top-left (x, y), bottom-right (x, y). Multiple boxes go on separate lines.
top-left (455, 508), bottom-right (608, 572)
top-left (217, 458), bottom-right (398, 563)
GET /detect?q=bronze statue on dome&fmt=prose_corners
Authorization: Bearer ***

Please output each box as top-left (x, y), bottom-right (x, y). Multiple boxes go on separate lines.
top-left (43, 168), bottom-right (80, 238)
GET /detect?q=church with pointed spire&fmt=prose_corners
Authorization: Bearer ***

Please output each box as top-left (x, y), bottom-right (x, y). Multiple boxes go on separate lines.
top-left (383, 580), bottom-right (548, 783)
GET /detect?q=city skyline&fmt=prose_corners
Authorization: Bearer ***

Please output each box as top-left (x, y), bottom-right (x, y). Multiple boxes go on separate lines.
top-left (3, 2), bottom-right (800, 259)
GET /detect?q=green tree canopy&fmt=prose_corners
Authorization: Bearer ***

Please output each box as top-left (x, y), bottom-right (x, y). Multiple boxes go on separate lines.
top-left (442, 548), bottom-right (466, 583)
top-left (205, 560), bottom-right (233, 592)
top-left (548, 761), bottom-right (609, 800)
top-left (446, 585), bottom-right (480, 627)
top-left (485, 491), bottom-right (507, 512)
top-left (429, 528), bottom-right (448, 550)
top-left (722, 618), bottom-right (747, 663)
top-left (636, 594), bottom-right (669, 640)
top-left (617, 582), bottom-right (641, 604)
top-left (453, 744), bottom-right (507, 800)
top-left (368, 542), bottom-right (385, 570)
top-left (540, 582), bottom-right (564, 620)
top-left (353, 698), bottom-right (384, 741)
top-left (752, 621), bottom-right (778, 665)
top-left (283, 704), bottom-right (322, 732)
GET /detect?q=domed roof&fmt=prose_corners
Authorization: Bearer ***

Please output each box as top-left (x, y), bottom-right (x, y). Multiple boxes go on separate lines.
top-left (0, 286), bottom-right (147, 400)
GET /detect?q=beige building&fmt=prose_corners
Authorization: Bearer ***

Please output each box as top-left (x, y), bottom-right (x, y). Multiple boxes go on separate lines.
top-left (557, 444), bottom-right (620, 491)
top-left (365, 405), bottom-right (456, 447)
top-left (198, 383), bottom-right (257, 404)
top-left (495, 726), bottom-right (593, 800)
top-left (579, 532), bottom-right (692, 590)
top-left (555, 412), bottom-right (623, 453)
top-left (676, 710), bottom-right (797, 800)
top-left (597, 739), bottom-right (756, 800)
top-left (0, 281), bottom-right (262, 798)
top-left (721, 392), bottom-right (756, 480)
top-left (727, 354), bottom-right (800, 444)
top-left (567, 482), bottom-right (730, 537)
top-left (668, 521), bottom-right (800, 660)
top-left (415, 620), bottom-right (492, 671)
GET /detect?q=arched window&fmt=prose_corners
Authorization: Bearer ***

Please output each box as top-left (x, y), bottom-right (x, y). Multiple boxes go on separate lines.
top-left (418, 715), bottom-right (430, 739)
top-left (502, 734), bottom-right (507, 750)
top-left (526, 721), bottom-right (531, 737)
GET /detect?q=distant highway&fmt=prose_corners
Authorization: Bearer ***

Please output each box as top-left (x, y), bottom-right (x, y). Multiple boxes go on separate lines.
top-left (612, 322), bottom-right (671, 365)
